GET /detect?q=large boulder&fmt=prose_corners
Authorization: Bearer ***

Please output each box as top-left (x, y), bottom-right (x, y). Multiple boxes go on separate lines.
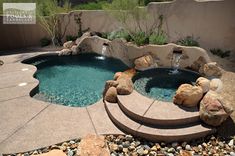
top-left (196, 77), bottom-right (210, 93)
top-left (190, 56), bottom-right (207, 73)
top-left (103, 80), bottom-right (119, 97)
top-left (104, 87), bottom-right (118, 103)
top-left (116, 78), bottom-right (134, 95)
top-left (63, 40), bottom-right (74, 49)
top-left (173, 84), bottom-right (203, 107)
top-left (134, 54), bottom-right (155, 70)
top-left (210, 78), bottom-right (223, 93)
top-left (79, 134), bottom-right (110, 156)
top-left (202, 62), bottom-right (222, 77)
top-left (199, 91), bottom-right (233, 126)
top-left (114, 69), bottom-right (136, 81)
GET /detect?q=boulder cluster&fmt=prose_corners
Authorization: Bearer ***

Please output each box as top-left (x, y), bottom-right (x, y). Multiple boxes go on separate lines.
top-left (59, 32), bottom-right (91, 56)
top-left (174, 76), bottom-right (233, 127)
top-left (103, 69), bottom-right (136, 103)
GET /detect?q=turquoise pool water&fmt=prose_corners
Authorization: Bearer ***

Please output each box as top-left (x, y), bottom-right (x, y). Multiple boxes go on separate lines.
top-left (25, 53), bottom-right (128, 107)
top-left (133, 68), bottom-right (200, 102)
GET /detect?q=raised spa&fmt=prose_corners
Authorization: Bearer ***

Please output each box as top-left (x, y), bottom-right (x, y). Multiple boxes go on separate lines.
top-left (133, 68), bottom-right (201, 102)
top-left (24, 53), bottom-right (128, 107)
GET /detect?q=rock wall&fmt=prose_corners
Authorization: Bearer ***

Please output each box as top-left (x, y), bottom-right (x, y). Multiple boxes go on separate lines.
top-left (76, 35), bottom-right (211, 68)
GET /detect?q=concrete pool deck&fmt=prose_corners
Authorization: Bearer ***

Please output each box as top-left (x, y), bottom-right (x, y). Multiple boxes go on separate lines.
top-left (0, 52), bottom-right (123, 154)
top-left (0, 51), bottom-right (235, 154)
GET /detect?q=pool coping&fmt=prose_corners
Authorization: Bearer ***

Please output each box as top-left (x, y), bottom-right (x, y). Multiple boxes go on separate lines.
top-left (0, 51), bottom-right (124, 154)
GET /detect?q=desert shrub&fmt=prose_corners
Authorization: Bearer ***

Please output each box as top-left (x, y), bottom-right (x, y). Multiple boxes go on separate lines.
top-left (107, 29), bottom-right (131, 41)
top-left (130, 31), bottom-right (149, 46)
top-left (176, 36), bottom-right (200, 47)
top-left (66, 35), bottom-right (77, 41)
top-left (40, 37), bottom-right (51, 47)
top-left (210, 48), bottom-right (231, 58)
top-left (149, 32), bottom-right (167, 45)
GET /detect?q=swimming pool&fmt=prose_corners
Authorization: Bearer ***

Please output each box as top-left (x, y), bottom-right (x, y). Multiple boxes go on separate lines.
top-left (24, 53), bottom-right (128, 107)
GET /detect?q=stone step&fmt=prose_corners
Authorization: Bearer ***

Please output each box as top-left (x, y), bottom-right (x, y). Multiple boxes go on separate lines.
top-left (117, 90), bottom-right (200, 126)
top-left (105, 101), bottom-right (216, 142)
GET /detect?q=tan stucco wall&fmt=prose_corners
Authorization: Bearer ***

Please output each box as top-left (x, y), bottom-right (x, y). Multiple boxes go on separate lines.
top-left (0, 16), bottom-right (48, 52)
top-left (0, 0), bottom-right (234, 53)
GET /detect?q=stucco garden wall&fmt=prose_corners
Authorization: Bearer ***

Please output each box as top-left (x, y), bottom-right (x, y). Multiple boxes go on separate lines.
top-left (0, 0), bottom-right (234, 53)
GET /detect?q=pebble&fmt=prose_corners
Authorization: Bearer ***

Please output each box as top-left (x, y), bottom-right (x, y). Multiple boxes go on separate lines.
top-left (67, 149), bottom-right (73, 156)
top-left (137, 148), bottom-right (144, 155)
top-left (230, 152), bottom-right (235, 156)
top-left (228, 139), bottom-right (234, 147)
top-left (185, 144), bottom-right (192, 151)
top-left (167, 147), bottom-right (175, 153)
top-left (149, 151), bottom-right (157, 156)
top-left (172, 142), bottom-right (178, 148)
top-left (176, 146), bottom-right (182, 151)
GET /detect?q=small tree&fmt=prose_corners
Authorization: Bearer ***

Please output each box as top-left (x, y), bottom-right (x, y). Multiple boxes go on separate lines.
top-left (36, 0), bottom-right (71, 46)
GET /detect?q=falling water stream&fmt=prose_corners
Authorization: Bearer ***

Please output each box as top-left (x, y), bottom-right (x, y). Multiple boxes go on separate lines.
top-left (170, 52), bottom-right (183, 74)
top-left (95, 44), bottom-right (108, 60)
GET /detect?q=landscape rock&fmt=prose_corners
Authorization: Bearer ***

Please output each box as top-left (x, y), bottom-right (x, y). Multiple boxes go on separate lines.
top-left (203, 62), bottom-right (222, 77)
top-left (173, 84), bottom-right (203, 107)
top-left (123, 68), bottom-right (136, 79)
top-left (199, 90), bottom-right (233, 126)
top-left (196, 77), bottom-right (210, 93)
top-left (134, 54), bottom-right (155, 70)
top-left (63, 41), bottom-right (74, 49)
top-left (103, 80), bottom-right (119, 97)
top-left (75, 32), bottom-right (91, 45)
top-left (191, 56), bottom-right (207, 72)
top-left (71, 45), bottom-right (79, 55)
top-left (37, 150), bottom-right (66, 156)
top-left (210, 78), bottom-right (223, 93)
top-left (105, 87), bottom-right (118, 103)
top-left (59, 48), bottom-right (72, 56)
top-left (113, 72), bottom-right (123, 80)
top-left (79, 134), bottom-right (110, 156)
top-left (179, 150), bottom-right (192, 156)
top-left (116, 78), bottom-right (134, 95)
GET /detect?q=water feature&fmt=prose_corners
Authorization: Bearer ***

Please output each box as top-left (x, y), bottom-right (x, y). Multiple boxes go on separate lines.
top-left (133, 68), bottom-right (200, 102)
top-left (95, 43), bottom-right (109, 60)
top-left (170, 48), bottom-right (183, 74)
top-left (24, 53), bottom-right (128, 107)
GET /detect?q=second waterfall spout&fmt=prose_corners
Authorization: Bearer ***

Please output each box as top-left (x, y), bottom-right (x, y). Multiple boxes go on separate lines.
top-left (170, 48), bottom-right (183, 74)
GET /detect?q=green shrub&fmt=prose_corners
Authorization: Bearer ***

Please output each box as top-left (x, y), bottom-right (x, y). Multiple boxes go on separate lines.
top-left (66, 35), bottom-right (77, 41)
top-left (176, 36), bottom-right (200, 47)
top-left (210, 48), bottom-right (231, 58)
top-left (131, 31), bottom-right (149, 46)
top-left (107, 29), bottom-right (131, 42)
top-left (149, 32), bottom-right (167, 45)
top-left (40, 37), bottom-right (51, 47)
